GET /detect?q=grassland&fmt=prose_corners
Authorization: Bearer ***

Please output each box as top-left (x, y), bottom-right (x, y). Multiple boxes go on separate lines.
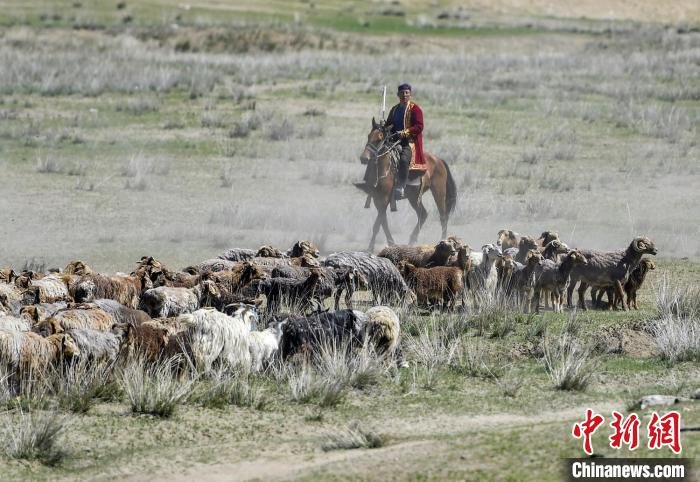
top-left (0, 1), bottom-right (699, 480)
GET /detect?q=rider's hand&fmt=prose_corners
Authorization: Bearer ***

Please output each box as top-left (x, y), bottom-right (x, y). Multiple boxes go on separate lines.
top-left (400, 129), bottom-right (410, 138)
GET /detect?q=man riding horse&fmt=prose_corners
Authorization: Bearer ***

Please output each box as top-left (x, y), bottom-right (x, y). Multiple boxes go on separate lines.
top-left (386, 83), bottom-right (426, 199)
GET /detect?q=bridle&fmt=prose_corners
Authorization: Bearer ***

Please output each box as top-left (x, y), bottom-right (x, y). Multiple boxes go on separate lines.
top-left (364, 128), bottom-right (400, 160)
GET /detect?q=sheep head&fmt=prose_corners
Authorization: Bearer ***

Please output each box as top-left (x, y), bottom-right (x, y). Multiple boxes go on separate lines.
top-left (519, 236), bottom-right (538, 252)
top-left (538, 230), bottom-right (559, 247)
top-left (496, 255), bottom-right (517, 274)
top-left (434, 239), bottom-right (457, 258)
top-left (482, 244), bottom-right (502, 260)
top-left (546, 239), bottom-right (570, 255)
top-left (525, 249), bottom-right (543, 266)
top-left (446, 235), bottom-right (465, 250)
top-left (0, 268), bottom-right (16, 284)
top-left (640, 259), bottom-right (656, 271)
top-left (64, 260), bottom-right (92, 276)
top-left (567, 250), bottom-right (588, 265)
top-left (288, 240), bottom-right (320, 258)
top-left (632, 237), bottom-right (657, 255)
top-left (299, 253), bottom-right (321, 268)
top-left (496, 229), bottom-right (519, 249)
top-left (256, 245), bottom-right (284, 258)
top-left (225, 302), bottom-right (260, 331)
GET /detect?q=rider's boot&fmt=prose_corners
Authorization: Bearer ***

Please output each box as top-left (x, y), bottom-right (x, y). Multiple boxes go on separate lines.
top-left (394, 158), bottom-right (409, 200)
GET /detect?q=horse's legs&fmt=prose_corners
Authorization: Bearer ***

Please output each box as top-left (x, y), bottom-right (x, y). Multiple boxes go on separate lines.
top-left (380, 206), bottom-right (395, 246)
top-left (407, 188), bottom-right (428, 244)
top-left (429, 178), bottom-right (449, 239)
top-left (368, 209), bottom-right (383, 252)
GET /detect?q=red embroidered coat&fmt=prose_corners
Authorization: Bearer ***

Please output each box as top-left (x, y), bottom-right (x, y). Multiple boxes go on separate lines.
top-left (387, 101), bottom-right (425, 167)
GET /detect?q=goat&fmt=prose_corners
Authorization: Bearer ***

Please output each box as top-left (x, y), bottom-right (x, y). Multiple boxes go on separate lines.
top-left (567, 236), bottom-right (657, 311)
top-left (178, 305), bottom-right (257, 373)
top-left (503, 236), bottom-right (539, 263)
top-left (467, 244), bottom-right (501, 305)
top-left (248, 321), bottom-right (285, 372)
top-left (271, 265), bottom-right (369, 310)
top-left (256, 269), bottom-right (322, 314)
top-left (510, 250), bottom-right (544, 313)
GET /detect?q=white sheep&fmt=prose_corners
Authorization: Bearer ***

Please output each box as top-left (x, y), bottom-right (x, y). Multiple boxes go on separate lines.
top-left (467, 243), bottom-right (501, 305)
top-left (65, 327), bottom-right (121, 364)
top-left (139, 281), bottom-right (219, 318)
top-left (248, 321), bottom-right (284, 372)
top-left (361, 306), bottom-right (401, 358)
top-left (178, 304), bottom-right (257, 374)
top-left (0, 315), bottom-right (31, 332)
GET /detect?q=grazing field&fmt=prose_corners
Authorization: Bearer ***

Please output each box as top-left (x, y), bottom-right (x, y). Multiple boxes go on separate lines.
top-left (0, 1), bottom-right (699, 481)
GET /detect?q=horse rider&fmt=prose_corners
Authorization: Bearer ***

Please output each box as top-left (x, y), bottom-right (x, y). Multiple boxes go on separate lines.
top-left (386, 83), bottom-right (424, 200)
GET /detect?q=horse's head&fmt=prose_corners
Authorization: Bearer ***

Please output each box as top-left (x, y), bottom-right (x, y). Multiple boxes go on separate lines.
top-left (360, 117), bottom-right (393, 165)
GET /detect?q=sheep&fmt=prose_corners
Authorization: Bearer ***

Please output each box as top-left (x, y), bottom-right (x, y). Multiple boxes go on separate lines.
top-left (13, 270), bottom-right (44, 289)
top-left (187, 258), bottom-right (239, 274)
top-left (466, 244), bottom-right (501, 305)
top-left (538, 230), bottom-right (560, 248)
top-left (248, 321), bottom-right (285, 372)
top-left (64, 327), bottom-right (121, 364)
top-left (277, 309), bottom-right (365, 361)
top-left (271, 265), bottom-right (369, 310)
top-left (36, 305), bottom-right (114, 336)
top-left (178, 305), bottom-right (257, 373)
top-left (139, 280), bottom-right (221, 318)
top-left (503, 236), bottom-right (539, 263)
top-left (495, 254), bottom-right (518, 298)
top-left (359, 306), bottom-right (401, 360)
top-left (496, 229), bottom-right (520, 251)
top-left (25, 274), bottom-right (75, 304)
top-left (255, 245), bottom-right (285, 258)
top-left (286, 240), bottom-right (320, 259)
top-left (256, 269), bottom-right (323, 314)
top-left (0, 282), bottom-right (24, 315)
top-left (378, 239), bottom-right (457, 268)
top-left (0, 331), bottom-right (80, 376)
top-left (542, 239), bottom-right (570, 262)
top-left (399, 261), bottom-right (464, 312)
top-left (204, 262), bottom-right (267, 311)
top-left (322, 251), bottom-right (414, 305)
top-left (217, 248), bottom-right (257, 262)
top-left (0, 267), bottom-right (16, 284)
top-left (567, 236), bottom-right (658, 311)
top-left (19, 302), bottom-right (69, 324)
top-left (114, 320), bottom-right (171, 363)
top-left (533, 250), bottom-right (588, 313)
top-left (617, 258), bottom-right (656, 310)
top-left (0, 316), bottom-right (31, 332)
top-left (63, 260), bottom-right (93, 276)
top-left (92, 299), bottom-right (151, 326)
top-left (73, 269), bottom-right (151, 308)
top-left (509, 250), bottom-right (544, 313)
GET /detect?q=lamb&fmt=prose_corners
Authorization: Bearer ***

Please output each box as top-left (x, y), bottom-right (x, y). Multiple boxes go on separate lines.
top-left (466, 244), bottom-right (501, 305)
top-left (509, 250), bottom-right (544, 313)
top-left (322, 251), bottom-right (414, 305)
top-left (64, 327), bottom-right (121, 364)
top-left (566, 236), bottom-right (658, 311)
top-left (139, 281), bottom-right (221, 318)
top-left (178, 305), bottom-right (257, 373)
top-left (503, 236), bottom-right (539, 263)
top-left (533, 250), bottom-right (588, 313)
top-left (248, 321), bottom-right (285, 372)
top-left (36, 305), bottom-right (114, 336)
top-left (256, 269), bottom-right (323, 314)
top-left (358, 306), bottom-right (401, 360)
top-left (73, 269), bottom-right (152, 308)
top-left (399, 261), bottom-right (464, 312)
top-left (618, 258), bottom-right (656, 310)
top-left (0, 331), bottom-right (80, 376)
top-left (379, 239), bottom-right (457, 268)
top-left (277, 309), bottom-right (365, 361)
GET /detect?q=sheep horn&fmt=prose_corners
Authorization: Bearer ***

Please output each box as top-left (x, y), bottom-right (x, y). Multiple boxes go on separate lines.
top-left (633, 237), bottom-right (646, 252)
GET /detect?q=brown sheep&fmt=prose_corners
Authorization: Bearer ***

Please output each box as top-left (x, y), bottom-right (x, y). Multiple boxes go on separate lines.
top-left (113, 321), bottom-right (171, 363)
top-left (0, 268), bottom-right (16, 284)
top-left (0, 331), bottom-right (80, 376)
top-left (286, 240), bottom-right (320, 258)
top-left (538, 230), bottom-right (560, 248)
top-left (64, 260), bottom-right (93, 276)
top-left (205, 262), bottom-right (267, 310)
top-left (35, 305), bottom-right (114, 336)
top-left (379, 239), bottom-right (457, 268)
top-left (72, 269), bottom-right (151, 308)
top-left (398, 261), bottom-right (464, 312)
top-left (617, 258), bottom-right (656, 310)
top-left (496, 229), bottom-right (520, 251)
top-left (256, 245), bottom-right (285, 258)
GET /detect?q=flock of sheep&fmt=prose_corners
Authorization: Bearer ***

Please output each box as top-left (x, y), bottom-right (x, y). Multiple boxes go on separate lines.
top-left (0, 231), bottom-right (657, 386)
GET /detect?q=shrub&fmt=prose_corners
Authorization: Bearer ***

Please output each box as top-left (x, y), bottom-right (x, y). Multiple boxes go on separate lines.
top-left (652, 315), bottom-right (700, 364)
top-left (196, 371), bottom-right (268, 410)
top-left (542, 332), bottom-right (597, 391)
top-left (119, 357), bottom-right (196, 418)
top-left (3, 411), bottom-right (68, 466)
top-left (321, 421), bottom-right (386, 451)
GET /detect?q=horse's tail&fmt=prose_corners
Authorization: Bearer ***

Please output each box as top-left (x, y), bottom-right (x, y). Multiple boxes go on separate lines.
top-left (443, 159), bottom-right (458, 215)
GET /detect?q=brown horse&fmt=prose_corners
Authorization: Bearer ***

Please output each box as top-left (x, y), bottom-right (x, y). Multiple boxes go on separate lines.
top-left (358, 118), bottom-right (458, 252)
